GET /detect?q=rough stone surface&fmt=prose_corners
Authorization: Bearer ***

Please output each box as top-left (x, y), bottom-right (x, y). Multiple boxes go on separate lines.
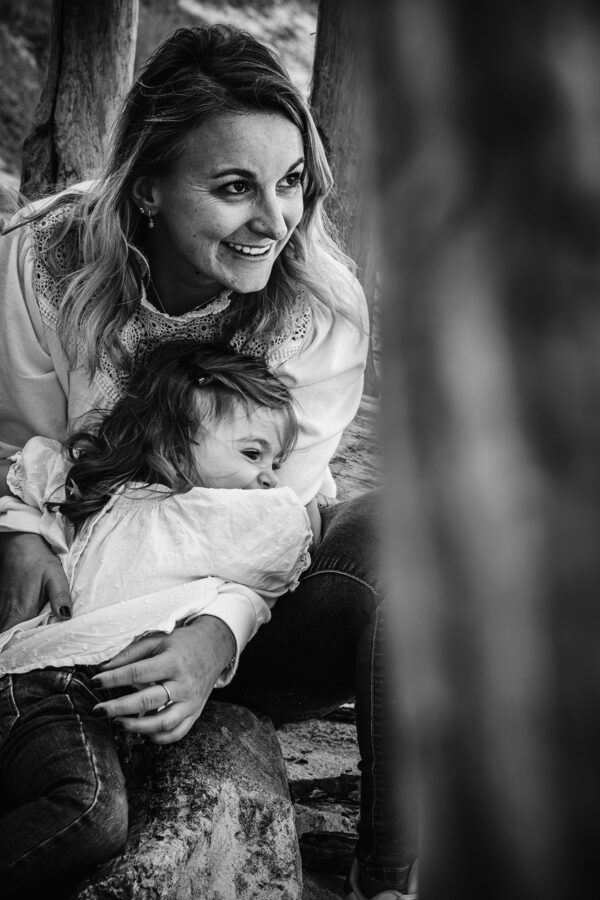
top-left (278, 719), bottom-right (360, 785)
top-left (74, 702), bottom-right (302, 900)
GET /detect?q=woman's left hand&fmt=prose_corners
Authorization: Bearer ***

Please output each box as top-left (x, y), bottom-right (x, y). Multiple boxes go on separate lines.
top-left (91, 615), bottom-right (235, 745)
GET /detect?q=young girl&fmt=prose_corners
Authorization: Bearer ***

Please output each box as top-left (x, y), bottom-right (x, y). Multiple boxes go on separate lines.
top-left (0, 341), bottom-right (312, 891)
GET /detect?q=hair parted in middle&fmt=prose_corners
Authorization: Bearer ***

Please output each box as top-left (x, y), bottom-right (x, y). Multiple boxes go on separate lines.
top-left (54, 340), bottom-right (298, 528)
top-left (24, 23), bottom-right (359, 374)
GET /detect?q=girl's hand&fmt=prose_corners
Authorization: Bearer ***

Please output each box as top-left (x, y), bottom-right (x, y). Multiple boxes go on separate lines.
top-left (91, 615), bottom-right (236, 745)
top-left (0, 532), bottom-right (72, 631)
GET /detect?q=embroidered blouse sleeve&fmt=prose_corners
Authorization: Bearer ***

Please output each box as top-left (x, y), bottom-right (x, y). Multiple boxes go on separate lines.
top-left (275, 277), bottom-right (369, 503)
top-left (0, 220), bottom-right (70, 460)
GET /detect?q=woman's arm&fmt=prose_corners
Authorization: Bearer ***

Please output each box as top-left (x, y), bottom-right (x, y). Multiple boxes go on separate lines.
top-left (90, 615), bottom-right (236, 745)
top-left (0, 222), bottom-right (74, 627)
top-left (275, 281), bottom-right (369, 504)
top-left (0, 533), bottom-right (71, 631)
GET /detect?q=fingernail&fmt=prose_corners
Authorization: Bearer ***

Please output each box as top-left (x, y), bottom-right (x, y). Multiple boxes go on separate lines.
top-left (93, 706), bottom-right (107, 717)
top-left (59, 606), bottom-right (72, 619)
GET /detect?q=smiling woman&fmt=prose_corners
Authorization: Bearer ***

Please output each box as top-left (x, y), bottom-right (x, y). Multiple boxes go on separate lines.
top-left (0, 24), bottom-right (412, 900)
top-left (136, 112), bottom-right (305, 310)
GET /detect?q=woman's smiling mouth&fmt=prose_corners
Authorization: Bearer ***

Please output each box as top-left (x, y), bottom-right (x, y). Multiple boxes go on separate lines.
top-left (223, 241), bottom-right (274, 257)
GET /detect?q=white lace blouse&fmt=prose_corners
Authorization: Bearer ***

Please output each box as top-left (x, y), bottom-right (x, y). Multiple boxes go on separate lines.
top-left (0, 437), bottom-right (312, 683)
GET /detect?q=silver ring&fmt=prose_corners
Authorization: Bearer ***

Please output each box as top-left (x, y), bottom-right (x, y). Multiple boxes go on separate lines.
top-left (160, 682), bottom-right (172, 706)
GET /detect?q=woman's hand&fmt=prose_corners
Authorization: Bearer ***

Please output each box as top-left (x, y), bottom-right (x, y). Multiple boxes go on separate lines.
top-left (0, 532), bottom-right (72, 631)
top-left (91, 615), bottom-right (236, 745)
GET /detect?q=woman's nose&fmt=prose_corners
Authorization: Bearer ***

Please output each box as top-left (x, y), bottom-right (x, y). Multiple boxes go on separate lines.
top-left (252, 192), bottom-right (288, 240)
top-left (257, 467), bottom-right (279, 489)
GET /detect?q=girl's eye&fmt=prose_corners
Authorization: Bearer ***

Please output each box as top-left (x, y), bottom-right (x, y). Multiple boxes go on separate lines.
top-left (242, 449), bottom-right (260, 461)
top-left (223, 180), bottom-right (250, 195)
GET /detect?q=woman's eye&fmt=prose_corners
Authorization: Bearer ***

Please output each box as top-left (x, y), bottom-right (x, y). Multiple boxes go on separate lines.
top-left (283, 171), bottom-right (303, 189)
top-left (242, 449), bottom-right (260, 461)
top-left (223, 180), bottom-right (250, 195)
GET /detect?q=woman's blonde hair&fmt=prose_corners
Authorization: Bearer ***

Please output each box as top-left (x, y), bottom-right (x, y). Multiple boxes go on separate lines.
top-left (13, 24), bottom-right (359, 375)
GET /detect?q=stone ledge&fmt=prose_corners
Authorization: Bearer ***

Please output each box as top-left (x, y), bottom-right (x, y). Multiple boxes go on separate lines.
top-left (74, 702), bottom-right (302, 900)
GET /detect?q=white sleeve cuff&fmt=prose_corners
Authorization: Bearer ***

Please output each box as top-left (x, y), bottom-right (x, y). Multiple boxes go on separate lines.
top-left (184, 582), bottom-right (273, 687)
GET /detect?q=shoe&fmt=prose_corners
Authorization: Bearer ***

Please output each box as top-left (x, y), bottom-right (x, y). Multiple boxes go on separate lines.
top-left (344, 857), bottom-right (418, 900)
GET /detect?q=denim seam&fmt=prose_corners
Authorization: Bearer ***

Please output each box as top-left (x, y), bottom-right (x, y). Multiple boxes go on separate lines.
top-left (2, 676), bottom-right (20, 738)
top-left (301, 568), bottom-right (380, 598)
top-left (360, 608), bottom-right (409, 885)
top-left (5, 681), bottom-right (103, 871)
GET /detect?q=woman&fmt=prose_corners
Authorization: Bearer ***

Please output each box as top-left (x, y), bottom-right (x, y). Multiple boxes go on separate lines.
top-left (0, 25), bottom-right (416, 900)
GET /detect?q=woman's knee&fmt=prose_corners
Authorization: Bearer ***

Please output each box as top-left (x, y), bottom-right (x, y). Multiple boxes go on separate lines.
top-left (310, 489), bottom-right (382, 592)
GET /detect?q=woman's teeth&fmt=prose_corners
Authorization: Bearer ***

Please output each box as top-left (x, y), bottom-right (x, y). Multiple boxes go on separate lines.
top-left (225, 242), bottom-right (272, 257)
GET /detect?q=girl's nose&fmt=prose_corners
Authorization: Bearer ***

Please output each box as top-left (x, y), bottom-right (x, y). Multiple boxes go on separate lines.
top-left (258, 467), bottom-right (279, 489)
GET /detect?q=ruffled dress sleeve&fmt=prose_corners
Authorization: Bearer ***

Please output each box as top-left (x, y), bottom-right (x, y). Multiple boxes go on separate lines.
top-left (0, 436), bottom-right (72, 554)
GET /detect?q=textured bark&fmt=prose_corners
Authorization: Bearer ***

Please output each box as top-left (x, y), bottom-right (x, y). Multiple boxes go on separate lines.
top-left (310, 0), bottom-right (378, 396)
top-left (20, 0), bottom-right (138, 197)
top-left (371, 1), bottom-right (600, 898)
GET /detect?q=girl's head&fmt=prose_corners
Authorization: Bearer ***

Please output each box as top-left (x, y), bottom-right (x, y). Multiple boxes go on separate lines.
top-left (59, 341), bottom-right (298, 527)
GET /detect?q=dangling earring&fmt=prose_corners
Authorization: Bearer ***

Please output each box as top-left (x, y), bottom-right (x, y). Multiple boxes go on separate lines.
top-left (139, 206), bottom-right (155, 229)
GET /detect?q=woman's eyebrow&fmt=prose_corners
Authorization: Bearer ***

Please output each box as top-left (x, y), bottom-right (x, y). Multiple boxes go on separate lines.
top-left (210, 166), bottom-right (255, 179)
top-left (210, 157), bottom-right (305, 179)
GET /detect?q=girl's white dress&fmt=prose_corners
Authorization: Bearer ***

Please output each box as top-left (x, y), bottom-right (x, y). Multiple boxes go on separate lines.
top-left (0, 437), bottom-right (312, 685)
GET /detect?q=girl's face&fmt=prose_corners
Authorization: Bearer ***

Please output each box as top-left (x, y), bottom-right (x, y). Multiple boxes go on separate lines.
top-left (192, 402), bottom-right (286, 490)
top-left (141, 111), bottom-right (305, 310)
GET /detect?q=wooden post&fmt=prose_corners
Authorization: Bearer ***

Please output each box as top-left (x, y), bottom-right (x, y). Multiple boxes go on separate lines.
top-left (20, 0), bottom-right (139, 197)
top-left (371, 1), bottom-right (600, 897)
top-left (310, 0), bottom-right (379, 396)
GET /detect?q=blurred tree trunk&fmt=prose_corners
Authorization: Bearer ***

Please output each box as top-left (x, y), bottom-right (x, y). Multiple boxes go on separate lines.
top-left (20, 0), bottom-right (139, 198)
top-left (368, 1), bottom-right (600, 898)
top-left (310, 0), bottom-right (379, 396)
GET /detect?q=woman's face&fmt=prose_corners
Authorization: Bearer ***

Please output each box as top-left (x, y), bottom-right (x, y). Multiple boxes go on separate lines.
top-left (145, 111), bottom-right (305, 308)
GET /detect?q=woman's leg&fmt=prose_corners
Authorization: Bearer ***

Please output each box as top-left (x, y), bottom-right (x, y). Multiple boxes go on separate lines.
top-left (218, 490), bottom-right (416, 894)
top-left (0, 667), bottom-right (129, 896)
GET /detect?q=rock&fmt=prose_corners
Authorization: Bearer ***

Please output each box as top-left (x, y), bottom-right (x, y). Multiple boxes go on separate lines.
top-left (74, 702), bottom-right (302, 900)
top-left (278, 719), bottom-right (360, 784)
top-left (302, 870), bottom-right (346, 900)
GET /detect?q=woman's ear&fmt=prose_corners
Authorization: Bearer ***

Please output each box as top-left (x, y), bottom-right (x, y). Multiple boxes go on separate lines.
top-left (131, 176), bottom-right (160, 215)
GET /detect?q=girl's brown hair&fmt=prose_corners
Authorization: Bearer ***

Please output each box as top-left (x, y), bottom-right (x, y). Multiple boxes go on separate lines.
top-left (54, 341), bottom-right (298, 528)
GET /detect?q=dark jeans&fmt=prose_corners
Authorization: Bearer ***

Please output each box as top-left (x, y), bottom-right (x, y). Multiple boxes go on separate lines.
top-left (0, 666), bottom-right (128, 897)
top-left (219, 490), bottom-right (417, 890)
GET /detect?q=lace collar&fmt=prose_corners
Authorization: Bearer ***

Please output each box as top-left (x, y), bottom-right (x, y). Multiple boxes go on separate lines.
top-left (139, 283), bottom-right (233, 321)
